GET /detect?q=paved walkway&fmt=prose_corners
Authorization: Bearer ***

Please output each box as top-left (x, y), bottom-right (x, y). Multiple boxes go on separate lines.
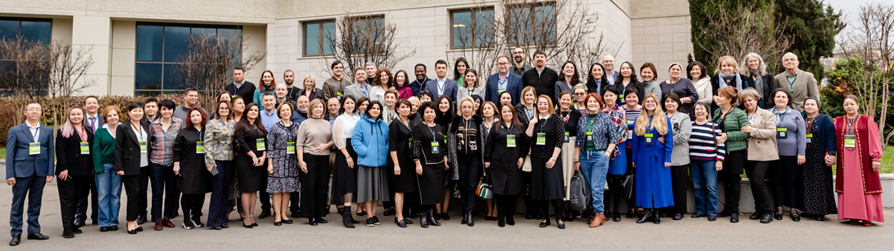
top-left (0, 183), bottom-right (890, 250)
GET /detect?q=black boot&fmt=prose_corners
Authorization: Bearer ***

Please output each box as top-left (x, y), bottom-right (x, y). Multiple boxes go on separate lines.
top-left (653, 208), bottom-right (661, 224)
top-left (427, 209), bottom-right (441, 226)
top-left (420, 210), bottom-right (429, 228)
top-left (342, 206), bottom-right (355, 228)
top-left (636, 208), bottom-right (653, 224)
top-left (466, 211), bottom-right (474, 227)
top-left (461, 210), bottom-right (468, 224)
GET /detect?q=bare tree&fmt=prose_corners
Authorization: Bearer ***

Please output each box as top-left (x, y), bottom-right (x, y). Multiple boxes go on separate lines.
top-left (693, 0), bottom-right (792, 72)
top-left (46, 42), bottom-right (96, 130)
top-left (177, 33), bottom-right (265, 111)
top-left (499, 0), bottom-right (607, 69)
top-left (837, 2), bottom-right (894, 147)
top-left (322, 12), bottom-right (416, 74)
top-left (445, 0), bottom-right (507, 78)
top-left (0, 36), bottom-right (50, 125)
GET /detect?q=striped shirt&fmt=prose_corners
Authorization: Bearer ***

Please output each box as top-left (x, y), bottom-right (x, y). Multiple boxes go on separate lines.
top-left (624, 108), bottom-right (641, 142)
top-left (688, 121), bottom-right (726, 161)
top-left (149, 118), bottom-right (184, 166)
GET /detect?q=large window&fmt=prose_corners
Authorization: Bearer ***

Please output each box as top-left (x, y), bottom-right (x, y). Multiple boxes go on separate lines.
top-left (134, 23), bottom-right (242, 96)
top-left (507, 3), bottom-right (556, 45)
top-left (303, 20), bottom-right (336, 56)
top-left (348, 15), bottom-right (385, 51)
top-left (0, 18), bottom-right (52, 96)
top-left (451, 8), bottom-right (495, 48)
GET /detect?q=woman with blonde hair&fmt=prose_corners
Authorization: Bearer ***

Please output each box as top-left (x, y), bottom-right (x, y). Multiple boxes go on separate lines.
top-left (711, 56), bottom-right (749, 110)
top-left (631, 93), bottom-right (673, 224)
top-left (297, 74), bottom-right (322, 101)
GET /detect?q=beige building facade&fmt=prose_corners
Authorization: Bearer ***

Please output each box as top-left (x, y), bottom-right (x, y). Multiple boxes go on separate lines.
top-left (1, 0), bottom-right (690, 96)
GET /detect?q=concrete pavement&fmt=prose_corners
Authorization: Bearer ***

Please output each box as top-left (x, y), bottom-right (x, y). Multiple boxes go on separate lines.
top-left (0, 182), bottom-right (891, 250)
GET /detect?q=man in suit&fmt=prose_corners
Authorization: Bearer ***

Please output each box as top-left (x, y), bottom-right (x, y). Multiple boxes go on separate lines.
top-left (485, 55), bottom-right (523, 106)
top-left (423, 60), bottom-right (458, 102)
top-left (75, 96), bottom-right (102, 227)
top-left (343, 69), bottom-right (370, 100)
top-left (409, 63), bottom-right (429, 96)
top-left (510, 47), bottom-right (533, 76)
top-left (225, 67), bottom-right (257, 105)
top-left (773, 52), bottom-right (819, 112)
top-left (6, 102), bottom-right (53, 246)
top-left (522, 50), bottom-right (559, 104)
top-left (603, 55), bottom-right (620, 85)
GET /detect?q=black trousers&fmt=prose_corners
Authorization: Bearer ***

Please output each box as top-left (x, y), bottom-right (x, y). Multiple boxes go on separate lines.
top-left (495, 193), bottom-right (518, 220)
top-left (745, 160), bottom-right (773, 213)
top-left (670, 165), bottom-right (689, 214)
top-left (605, 174), bottom-right (624, 214)
top-left (58, 175), bottom-right (91, 232)
top-left (74, 177), bottom-right (98, 223)
top-left (300, 154), bottom-right (330, 219)
top-left (719, 150), bottom-right (745, 213)
top-left (522, 171), bottom-right (536, 216)
top-left (180, 194), bottom-right (206, 220)
top-left (122, 167), bottom-right (150, 221)
top-left (772, 156), bottom-right (799, 208)
top-left (290, 192), bottom-right (300, 213)
top-left (457, 155), bottom-right (481, 213)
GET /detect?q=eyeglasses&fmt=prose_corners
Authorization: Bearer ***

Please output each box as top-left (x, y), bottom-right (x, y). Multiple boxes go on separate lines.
top-left (497, 62), bottom-right (509, 65)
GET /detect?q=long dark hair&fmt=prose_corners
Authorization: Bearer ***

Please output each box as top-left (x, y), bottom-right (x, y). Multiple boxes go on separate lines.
top-left (497, 102), bottom-right (523, 131)
top-left (453, 57), bottom-right (470, 81)
top-left (434, 96), bottom-right (454, 125)
top-left (365, 101), bottom-right (383, 121)
top-left (394, 70), bottom-right (410, 88)
top-left (587, 63), bottom-right (609, 94)
top-left (235, 103), bottom-right (267, 138)
top-left (560, 61), bottom-right (580, 85)
top-left (618, 61), bottom-right (639, 83)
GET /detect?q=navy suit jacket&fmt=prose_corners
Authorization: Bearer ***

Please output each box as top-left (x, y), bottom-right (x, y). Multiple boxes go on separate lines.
top-left (485, 72), bottom-right (523, 106)
top-left (85, 113), bottom-right (103, 133)
top-left (6, 122), bottom-right (55, 179)
top-left (424, 78), bottom-right (458, 102)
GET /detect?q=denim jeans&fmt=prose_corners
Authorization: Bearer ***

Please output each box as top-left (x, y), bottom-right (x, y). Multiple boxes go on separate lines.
top-left (579, 151), bottom-right (609, 214)
top-left (95, 163), bottom-right (122, 227)
top-left (690, 159), bottom-right (718, 216)
top-left (149, 163), bottom-right (180, 221)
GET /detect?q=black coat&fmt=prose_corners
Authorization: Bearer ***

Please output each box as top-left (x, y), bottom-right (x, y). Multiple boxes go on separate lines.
top-left (55, 128), bottom-right (94, 176)
top-left (522, 67), bottom-right (560, 104)
top-left (226, 81), bottom-right (257, 105)
top-left (743, 73), bottom-right (775, 109)
top-left (114, 120), bottom-right (152, 175)
top-left (174, 128), bottom-right (211, 194)
top-left (484, 121), bottom-right (529, 195)
top-left (529, 115), bottom-right (565, 159)
top-left (710, 74), bottom-right (750, 111)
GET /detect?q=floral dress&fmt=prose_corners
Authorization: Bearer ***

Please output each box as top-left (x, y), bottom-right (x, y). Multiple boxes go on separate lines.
top-left (266, 121), bottom-right (300, 193)
top-left (604, 104), bottom-right (628, 175)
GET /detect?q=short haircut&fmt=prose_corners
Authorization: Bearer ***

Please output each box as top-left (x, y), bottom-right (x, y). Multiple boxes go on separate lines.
top-left (366, 100), bottom-right (383, 120)
top-left (419, 91), bottom-right (435, 101)
top-left (686, 61), bottom-right (708, 80)
top-left (284, 69), bottom-right (294, 76)
top-left (558, 90), bottom-right (572, 101)
top-left (158, 99), bottom-right (176, 109)
top-left (783, 52), bottom-right (798, 61)
top-left (309, 99), bottom-right (325, 119)
top-left (233, 66), bottom-right (245, 73)
top-left (435, 60), bottom-right (448, 68)
top-left (535, 94), bottom-right (555, 117)
top-left (278, 102), bottom-right (295, 119)
top-left (415, 63), bottom-right (427, 71)
top-left (582, 93), bottom-right (604, 110)
top-left (640, 62), bottom-right (658, 80)
top-left (185, 87), bottom-right (199, 94)
top-left (184, 107), bottom-right (207, 130)
top-left (418, 101), bottom-right (438, 118)
top-left (717, 86), bottom-right (739, 102)
top-left (365, 62), bottom-right (376, 68)
top-left (738, 88), bottom-right (761, 103)
top-left (768, 88), bottom-right (794, 108)
top-left (533, 50), bottom-right (546, 58)
top-left (101, 105), bottom-right (121, 120)
top-left (496, 55), bottom-right (510, 62)
top-left (396, 99), bottom-right (411, 110)
top-left (127, 102), bottom-right (143, 112)
top-left (663, 92), bottom-right (683, 111)
top-left (262, 91), bottom-right (276, 99)
top-left (85, 95), bottom-right (99, 104)
top-left (330, 60), bottom-right (343, 69)
top-left (385, 89), bottom-right (399, 100)
top-left (145, 97), bottom-right (159, 105)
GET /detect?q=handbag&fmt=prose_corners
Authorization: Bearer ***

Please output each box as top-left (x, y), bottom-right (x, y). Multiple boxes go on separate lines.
top-left (522, 149), bottom-right (532, 172)
top-left (621, 172), bottom-right (635, 200)
top-left (569, 171), bottom-right (591, 212)
top-left (476, 180), bottom-right (493, 199)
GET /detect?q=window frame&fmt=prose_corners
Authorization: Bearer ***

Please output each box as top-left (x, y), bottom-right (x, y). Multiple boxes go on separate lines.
top-left (449, 7), bottom-right (496, 49)
top-left (506, 2), bottom-right (557, 46)
top-left (0, 17), bottom-right (53, 96)
top-left (133, 22), bottom-right (243, 95)
top-left (302, 19), bottom-right (336, 57)
top-left (345, 15), bottom-right (386, 53)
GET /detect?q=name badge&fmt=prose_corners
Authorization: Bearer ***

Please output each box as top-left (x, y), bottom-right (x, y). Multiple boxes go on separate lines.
top-left (408, 136), bottom-right (413, 149)
top-left (536, 132), bottom-right (546, 145)
top-left (470, 140), bottom-right (478, 151)
top-left (29, 142), bottom-right (40, 155)
top-left (789, 89), bottom-right (794, 93)
top-left (645, 133), bottom-right (654, 146)
top-left (80, 142), bottom-right (90, 155)
top-left (564, 132), bottom-right (570, 143)
top-left (231, 95), bottom-right (238, 99)
top-left (586, 131), bottom-right (593, 141)
top-left (619, 94), bottom-right (625, 99)
top-left (844, 135), bottom-right (856, 149)
top-left (196, 141), bottom-right (205, 154)
top-left (139, 141), bottom-right (147, 153)
top-left (431, 141), bottom-right (440, 154)
top-left (777, 127), bottom-right (787, 139)
top-left (256, 138), bottom-right (266, 151)
top-left (287, 142), bottom-right (295, 154)
top-left (507, 135), bottom-right (516, 148)
top-left (498, 89), bottom-right (505, 93)
top-left (806, 133), bottom-right (813, 144)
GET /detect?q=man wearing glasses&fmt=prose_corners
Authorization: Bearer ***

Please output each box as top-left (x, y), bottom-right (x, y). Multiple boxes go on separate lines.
top-left (485, 55), bottom-right (523, 106)
top-left (510, 47), bottom-right (533, 77)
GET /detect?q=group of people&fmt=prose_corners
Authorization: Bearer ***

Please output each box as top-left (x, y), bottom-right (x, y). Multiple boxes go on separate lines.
top-left (5, 47), bottom-right (885, 246)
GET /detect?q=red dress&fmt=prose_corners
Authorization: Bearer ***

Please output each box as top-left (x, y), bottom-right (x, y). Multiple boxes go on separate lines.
top-left (833, 115), bottom-right (884, 222)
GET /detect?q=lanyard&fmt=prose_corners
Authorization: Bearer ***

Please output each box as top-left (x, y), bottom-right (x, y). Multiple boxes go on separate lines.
top-left (30, 125), bottom-right (39, 142)
top-left (788, 76), bottom-right (796, 91)
top-left (846, 115), bottom-right (858, 135)
top-left (499, 78), bottom-right (507, 89)
top-left (196, 129), bottom-right (203, 141)
top-left (538, 116), bottom-right (548, 133)
top-left (805, 116), bottom-right (815, 134)
top-left (131, 123), bottom-right (143, 140)
top-left (425, 122), bottom-right (437, 140)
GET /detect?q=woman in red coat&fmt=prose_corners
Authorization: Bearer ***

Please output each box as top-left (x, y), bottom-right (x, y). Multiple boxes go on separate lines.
top-left (833, 95), bottom-right (884, 226)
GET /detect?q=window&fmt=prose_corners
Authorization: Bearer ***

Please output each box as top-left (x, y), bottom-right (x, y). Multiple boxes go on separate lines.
top-left (507, 3), bottom-right (556, 45)
top-left (451, 8), bottom-right (495, 48)
top-left (347, 15), bottom-right (385, 52)
top-left (0, 18), bottom-right (52, 96)
top-left (303, 20), bottom-right (336, 56)
top-left (135, 23), bottom-right (242, 96)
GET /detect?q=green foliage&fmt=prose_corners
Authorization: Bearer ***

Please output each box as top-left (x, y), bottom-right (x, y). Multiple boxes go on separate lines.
top-left (818, 84), bottom-right (845, 118)
top-left (775, 0), bottom-right (845, 77)
top-left (689, 0), bottom-right (774, 73)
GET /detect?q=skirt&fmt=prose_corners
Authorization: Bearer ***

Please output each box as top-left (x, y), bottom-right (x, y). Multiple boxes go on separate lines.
top-left (800, 144), bottom-right (837, 215)
top-left (391, 154), bottom-right (419, 194)
top-left (356, 165), bottom-right (390, 203)
top-left (331, 138), bottom-right (358, 203)
top-left (530, 155), bottom-right (566, 201)
top-left (418, 163), bottom-right (446, 205)
top-left (560, 139), bottom-right (576, 200)
top-left (235, 152), bottom-right (268, 193)
top-left (608, 141), bottom-right (628, 175)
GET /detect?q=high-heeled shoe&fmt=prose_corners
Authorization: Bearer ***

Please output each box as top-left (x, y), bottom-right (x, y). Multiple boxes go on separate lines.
top-left (636, 209), bottom-right (653, 224)
top-left (427, 209), bottom-right (441, 226)
top-left (242, 217), bottom-right (253, 228)
top-left (420, 211), bottom-right (429, 228)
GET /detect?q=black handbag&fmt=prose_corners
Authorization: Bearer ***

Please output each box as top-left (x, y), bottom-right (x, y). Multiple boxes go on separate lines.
top-left (569, 171), bottom-right (591, 212)
top-left (621, 172), bottom-right (635, 201)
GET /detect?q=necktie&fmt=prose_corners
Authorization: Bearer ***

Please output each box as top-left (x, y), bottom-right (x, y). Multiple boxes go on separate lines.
top-left (89, 117), bottom-right (96, 132)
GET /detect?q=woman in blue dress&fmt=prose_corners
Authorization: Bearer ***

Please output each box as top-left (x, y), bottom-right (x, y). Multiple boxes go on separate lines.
top-left (631, 93), bottom-right (674, 224)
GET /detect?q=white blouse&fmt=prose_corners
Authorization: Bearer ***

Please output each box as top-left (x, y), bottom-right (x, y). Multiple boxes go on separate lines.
top-left (369, 86), bottom-right (387, 105)
top-left (333, 113), bottom-right (361, 149)
top-left (131, 124), bottom-right (149, 167)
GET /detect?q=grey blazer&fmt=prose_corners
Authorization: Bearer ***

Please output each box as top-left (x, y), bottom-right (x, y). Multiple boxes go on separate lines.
top-left (668, 112), bottom-right (692, 165)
